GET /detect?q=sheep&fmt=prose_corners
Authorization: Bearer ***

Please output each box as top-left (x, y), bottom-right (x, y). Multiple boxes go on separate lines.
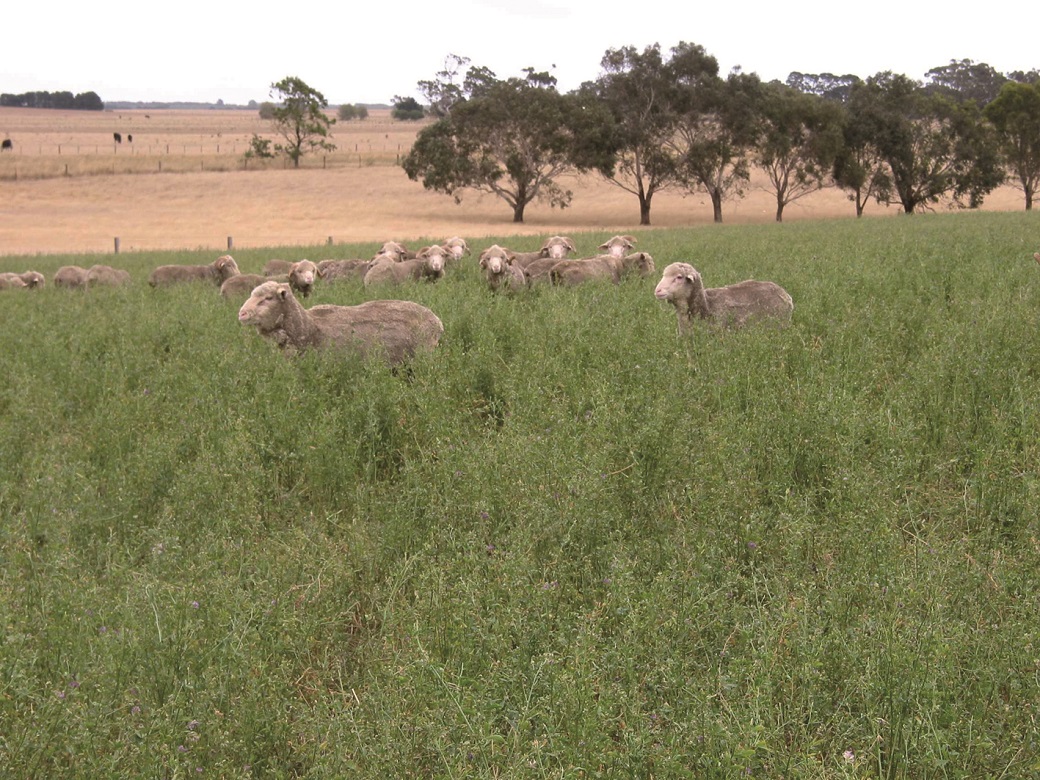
top-left (263, 259), bottom-right (293, 276)
top-left (288, 259), bottom-right (319, 298)
top-left (654, 262), bottom-right (794, 332)
top-left (317, 258), bottom-right (373, 283)
top-left (443, 236), bottom-right (470, 264)
top-left (0, 270), bottom-right (45, 288)
top-left (86, 265), bottom-right (132, 287)
top-left (550, 252), bottom-right (656, 287)
top-left (149, 254), bottom-right (241, 287)
top-left (599, 235), bottom-right (638, 257)
top-left (376, 241), bottom-right (415, 261)
top-left (0, 275), bottom-right (27, 290)
top-left (221, 273), bottom-right (276, 300)
top-left (238, 280), bottom-right (444, 364)
top-left (1034, 252), bottom-right (1040, 265)
top-left (363, 249), bottom-right (445, 287)
top-left (478, 244), bottom-right (527, 293)
top-left (508, 235), bottom-right (578, 270)
top-left (53, 265), bottom-right (90, 289)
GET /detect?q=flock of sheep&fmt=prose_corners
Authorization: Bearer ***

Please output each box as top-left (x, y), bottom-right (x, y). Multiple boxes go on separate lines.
top-left (2, 234), bottom-right (798, 363)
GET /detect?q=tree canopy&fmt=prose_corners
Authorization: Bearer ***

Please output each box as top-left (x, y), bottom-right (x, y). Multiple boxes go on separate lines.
top-left (402, 69), bottom-right (616, 223)
top-left (268, 76), bottom-right (336, 168)
top-left (984, 80), bottom-right (1040, 210)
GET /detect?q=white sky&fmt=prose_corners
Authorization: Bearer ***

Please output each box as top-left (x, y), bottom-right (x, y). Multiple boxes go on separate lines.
top-left (3, 2), bottom-right (1034, 105)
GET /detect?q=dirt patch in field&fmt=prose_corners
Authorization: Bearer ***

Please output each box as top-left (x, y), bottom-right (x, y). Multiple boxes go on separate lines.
top-left (0, 107), bottom-right (1028, 256)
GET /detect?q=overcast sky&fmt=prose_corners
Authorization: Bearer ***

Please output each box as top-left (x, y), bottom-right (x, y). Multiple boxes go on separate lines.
top-left (4, 2), bottom-right (1034, 105)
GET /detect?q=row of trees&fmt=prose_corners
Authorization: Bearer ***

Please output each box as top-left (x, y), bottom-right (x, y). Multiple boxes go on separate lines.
top-left (400, 47), bottom-right (1040, 223)
top-left (1, 90), bottom-right (104, 110)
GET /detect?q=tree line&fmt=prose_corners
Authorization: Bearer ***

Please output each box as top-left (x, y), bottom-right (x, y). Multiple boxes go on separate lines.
top-left (395, 47), bottom-right (1040, 223)
top-left (1, 90), bottom-right (104, 111)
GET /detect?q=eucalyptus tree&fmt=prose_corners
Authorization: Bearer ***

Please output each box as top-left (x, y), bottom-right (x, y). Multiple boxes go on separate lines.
top-left (402, 69), bottom-right (616, 223)
top-left (755, 82), bottom-right (845, 221)
top-left (984, 80), bottom-right (1040, 210)
top-left (852, 72), bottom-right (1003, 213)
top-left (268, 76), bottom-right (336, 168)
top-left (592, 41), bottom-right (718, 225)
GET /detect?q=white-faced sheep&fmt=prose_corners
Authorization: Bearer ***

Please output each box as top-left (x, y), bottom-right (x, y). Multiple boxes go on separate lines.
top-left (86, 265), bottom-right (132, 287)
top-left (550, 252), bottom-right (656, 286)
top-left (238, 280), bottom-right (444, 365)
top-left (363, 248), bottom-right (446, 287)
top-left (149, 254), bottom-right (241, 287)
top-left (478, 244), bottom-right (527, 293)
top-left (0, 270), bottom-right (45, 289)
top-left (376, 241), bottom-right (415, 261)
top-left (53, 266), bottom-right (90, 289)
top-left (287, 259), bottom-right (319, 298)
top-left (443, 236), bottom-right (470, 264)
top-left (599, 235), bottom-right (637, 257)
top-left (317, 258), bottom-right (373, 283)
top-left (654, 262), bottom-right (794, 333)
top-left (508, 235), bottom-right (578, 270)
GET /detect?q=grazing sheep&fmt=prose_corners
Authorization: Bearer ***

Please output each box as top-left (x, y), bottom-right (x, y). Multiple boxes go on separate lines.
top-left (149, 254), bottom-right (241, 287)
top-left (238, 280), bottom-right (443, 364)
top-left (376, 241), bottom-right (415, 261)
top-left (654, 262), bottom-right (794, 332)
top-left (288, 259), bottom-right (319, 298)
top-left (509, 235), bottom-right (578, 270)
top-left (363, 250), bottom-right (445, 287)
top-left (0, 270), bottom-right (45, 288)
top-left (479, 244), bottom-right (527, 293)
top-left (599, 235), bottom-right (637, 257)
top-left (53, 265), bottom-right (90, 289)
top-left (86, 265), bottom-right (132, 287)
top-left (550, 252), bottom-right (656, 286)
top-left (317, 258), bottom-right (373, 283)
top-left (263, 259), bottom-right (293, 276)
top-left (443, 236), bottom-right (470, 264)
top-left (221, 273), bottom-right (275, 300)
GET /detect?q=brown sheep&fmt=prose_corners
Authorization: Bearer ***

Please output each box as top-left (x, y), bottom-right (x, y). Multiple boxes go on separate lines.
top-left (0, 270), bottom-right (45, 288)
top-left (53, 265), bottom-right (90, 289)
top-left (317, 258), bottom-right (373, 283)
top-left (599, 235), bottom-right (638, 257)
top-left (478, 244), bottom-right (527, 293)
top-left (221, 273), bottom-right (276, 300)
top-left (550, 252), bottom-right (656, 286)
top-left (86, 265), bottom-right (132, 287)
top-left (238, 280), bottom-right (443, 364)
top-left (148, 254), bottom-right (240, 287)
top-left (654, 262), bottom-right (794, 333)
top-left (363, 248), bottom-right (446, 287)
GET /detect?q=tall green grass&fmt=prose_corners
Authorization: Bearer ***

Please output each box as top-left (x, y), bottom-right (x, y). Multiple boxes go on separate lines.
top-left (2, 213), bottom-right (1039, 777)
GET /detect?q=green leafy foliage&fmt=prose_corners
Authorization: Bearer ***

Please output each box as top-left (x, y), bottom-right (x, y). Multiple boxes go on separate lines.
top-left (267, 76), bottom-right (336, 168)
top-left (2, 214), bottom-right (1040, 776)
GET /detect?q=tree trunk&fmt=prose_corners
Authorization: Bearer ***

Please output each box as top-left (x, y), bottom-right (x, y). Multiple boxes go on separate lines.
top-left (775, 196), bottom-right (784, 223)
top-left (1026, 190), bottom-right (1033, 211)
top-left (512, 203), bottom-right (525, 223)
top-left (639, 193), bottom-right (652, 226)
top-left (710, 189), bottom-right (723, 223)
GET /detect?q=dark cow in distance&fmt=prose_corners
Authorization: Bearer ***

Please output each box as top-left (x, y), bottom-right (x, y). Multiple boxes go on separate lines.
top-left (113, 132), bottom-right (122, 143)
top-left (1, 139), bottom-right (11, 152)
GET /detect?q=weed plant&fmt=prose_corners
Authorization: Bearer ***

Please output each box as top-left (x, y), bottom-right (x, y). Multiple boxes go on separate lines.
top-left (1, 213), bottom-right (1039, 777)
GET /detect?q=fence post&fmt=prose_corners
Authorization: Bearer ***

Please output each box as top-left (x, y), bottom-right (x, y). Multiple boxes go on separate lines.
top-left (114, 237), bottom-right (120, 254)
top-left (227, 236), bottom-right (234, 250)
top-left (327, 236), bottom-right (333, 245)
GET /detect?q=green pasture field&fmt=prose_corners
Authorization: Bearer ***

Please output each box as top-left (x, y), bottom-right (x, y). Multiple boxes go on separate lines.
top-left (2, 213), bottom-right (1039, 778)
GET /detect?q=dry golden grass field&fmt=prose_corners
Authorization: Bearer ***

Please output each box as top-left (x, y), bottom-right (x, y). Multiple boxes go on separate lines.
top-left (0, 106), bottom-right (1028, 256)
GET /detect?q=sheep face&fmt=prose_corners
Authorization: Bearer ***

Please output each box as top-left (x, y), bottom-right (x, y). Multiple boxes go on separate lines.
top-left (215, 255), bottom-right (241, 280)
top-left (289, 260), bottom-right (318, 295)
top-left (654, 263), bottom-right (699, 302)
top-left (600, 235), bottom-right (637, 258)
top-left (624, 252), bottom-right (656, 278)
top-left (418, 246), bottom-right (449, 274)
top-left (542, 236), bottom-right (576, 259)
top-left (444, 237), bottom-right (470, 260)
top-left (378, 241), bottom-right (409, 260)
top-left (238, 281), bottom-right (290, 331)
top-left (479, 245), bottom-right (511, 275)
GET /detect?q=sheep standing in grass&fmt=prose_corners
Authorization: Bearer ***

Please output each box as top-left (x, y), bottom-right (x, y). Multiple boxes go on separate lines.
top-left (149, 254), bottom-right (240, 287)
top-left (479, 244), bottom-right (527, 293)
top-left (363, 247), bottom-right (446, 287)
top-left (86, 265), bottom-right (132, 287)
top-left (0, 270), bottom-right (45, 288)
top-left (238, 280), bottom-right (443, 364)
top-left (53, 266), bottom-right (90, 289)
top-left (550, 252), bottom-right (655, 286)
top-left (654, 262), bottom-right (793, 332)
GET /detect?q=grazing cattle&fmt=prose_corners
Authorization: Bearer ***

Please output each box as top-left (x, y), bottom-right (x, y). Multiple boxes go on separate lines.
top-left (113, 132), bottom-right (122, 143)
top-left (1, 139), bottom-right (11, 151)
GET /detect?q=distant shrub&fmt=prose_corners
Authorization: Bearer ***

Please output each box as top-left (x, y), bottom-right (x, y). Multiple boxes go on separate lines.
top-left (338, 104), bottom-right (369, 121)
top-left (391, 97), bottom-right (425, 121)
top-left (258, 101), bottom-right (276, 120)
top-left (243, 134), bottom-right (274, 160)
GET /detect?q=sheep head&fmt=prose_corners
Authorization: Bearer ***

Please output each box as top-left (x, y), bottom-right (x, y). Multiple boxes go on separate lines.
top-left (654, 262), bottom-right (700, 302)
top-left (418, 245), bottom-right (449, 273)
top-left (444, 237), bottom-right (470, 260)
top-left (377, 241), bottom-right (409, 260)
top-left (289, 260), bottom-right (318, 293)
top-left (479, 245), bottom-right (512, 275)
top-left (541, 236), bottom-right (576, 259)
top-left (600, 235), bottom-right (637, 257)
top-left (215, 255), bottom-right (241, 279)
top-left (238, 281), bottom-right (292, 331)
